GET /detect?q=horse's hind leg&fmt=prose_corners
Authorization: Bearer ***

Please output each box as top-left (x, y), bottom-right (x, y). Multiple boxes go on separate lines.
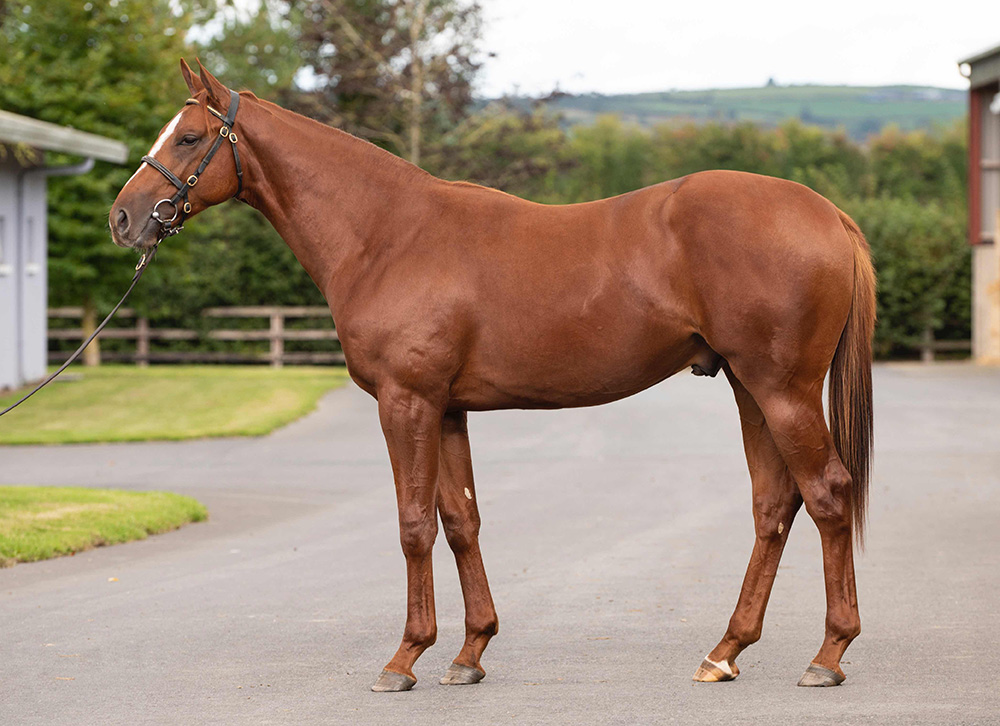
top-left (740, 373), bottom-right (861, 687)
top-left (694, 367), bottom-right (802, 683)
top-left (435, 411), bottom-right (499, 685)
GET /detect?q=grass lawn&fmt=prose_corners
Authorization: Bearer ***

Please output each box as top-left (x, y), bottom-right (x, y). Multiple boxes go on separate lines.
top-left (0, 365), bottom-right (349, 445)
top-left (0, 485), bottom-right (207, 567)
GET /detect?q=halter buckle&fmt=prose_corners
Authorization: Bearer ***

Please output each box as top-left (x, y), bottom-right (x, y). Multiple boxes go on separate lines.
top-left (186, 174), bottom-right (198, 187)
top-left (220, 126), bottom-right (230, 138)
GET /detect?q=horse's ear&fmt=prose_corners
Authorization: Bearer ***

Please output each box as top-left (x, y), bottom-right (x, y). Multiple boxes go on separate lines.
top-left (196, 58), bottom-right (230, 107)
top-left (179, 59), bottom-right (198, 96)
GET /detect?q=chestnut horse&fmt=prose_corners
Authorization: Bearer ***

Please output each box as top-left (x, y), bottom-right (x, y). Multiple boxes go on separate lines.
top-left (111, 61), bottom-right (875, 691)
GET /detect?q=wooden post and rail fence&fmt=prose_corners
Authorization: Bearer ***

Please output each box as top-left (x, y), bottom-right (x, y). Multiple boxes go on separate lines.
top-left (47, 307), bottom-right (970, 366)
top-left (47, 306), bottom-right (344, 367)
top-left (916, 327), bottom-right (972, 363)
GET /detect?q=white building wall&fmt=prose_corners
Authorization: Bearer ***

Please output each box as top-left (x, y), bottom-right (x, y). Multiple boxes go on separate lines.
top-left (20, 171), bottom-right (47, 382)
top-left (0, 164), bottom-right (19, 390)
top-left (0, 161), bottom-right (48, 391)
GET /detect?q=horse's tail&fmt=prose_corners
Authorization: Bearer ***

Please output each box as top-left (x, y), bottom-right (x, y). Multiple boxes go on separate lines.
top-left (829, 208), bottom-right (876, 549)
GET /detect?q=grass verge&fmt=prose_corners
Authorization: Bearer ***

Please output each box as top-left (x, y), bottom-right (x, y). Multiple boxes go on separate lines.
top-left (0, 365), bottom-right (349, 445)
top-left (0, 485), bottom-right (208, 567)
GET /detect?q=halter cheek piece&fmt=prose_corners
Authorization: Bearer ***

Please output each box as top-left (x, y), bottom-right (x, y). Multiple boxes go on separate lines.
top-left (141, 89), bottom-right (243, 239)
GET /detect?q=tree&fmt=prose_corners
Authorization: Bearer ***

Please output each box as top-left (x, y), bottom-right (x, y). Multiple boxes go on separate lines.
top-left (427, 100), bottom-right (576, 202)
top-left (869, 124), bottom-right (967, 204)
top-left (292, 0), bottom-right (484, 165)
top-left (846, 197), bottom-right (969, 357)
top-left (193, 0), bottom-right (303, 99)
top-left (0, 0), bottom-right (192, 361)
top-left (567, 115), bottom-right (652, 201)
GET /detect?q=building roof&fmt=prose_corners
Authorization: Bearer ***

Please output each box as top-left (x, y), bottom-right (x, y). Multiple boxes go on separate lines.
top-left (0, 109), bottom-right (128, 164)
top-left (960, 43), bottom-right (1000, 89)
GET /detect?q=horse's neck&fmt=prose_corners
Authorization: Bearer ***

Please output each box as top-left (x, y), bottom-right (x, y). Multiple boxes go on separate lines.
top-left (238, 98), bottom-right (431, 309)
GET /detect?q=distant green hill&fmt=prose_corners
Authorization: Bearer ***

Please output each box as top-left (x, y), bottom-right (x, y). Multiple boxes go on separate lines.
top-left (516, 84), bottom-right (966, 140)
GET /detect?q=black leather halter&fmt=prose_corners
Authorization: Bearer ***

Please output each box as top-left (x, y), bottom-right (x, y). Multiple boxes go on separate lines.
top-left (141, 89), bottom-right (243, 239)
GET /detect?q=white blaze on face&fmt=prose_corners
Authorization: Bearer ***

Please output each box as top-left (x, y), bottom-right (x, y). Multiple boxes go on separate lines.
top-left (120, 110), bottom-right (185, 193)
top-left (148, 110), bottom-right (185, 156)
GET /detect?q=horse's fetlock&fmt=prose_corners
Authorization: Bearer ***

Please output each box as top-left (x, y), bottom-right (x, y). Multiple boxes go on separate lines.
top-left (404, 625), bottom-right (437, 649)
top-left (726, 621), bottom-right (762, 649)
top-left (827, 613), bottom-right (861, 642)
top-left (467, 614), bottom-right (499, 639)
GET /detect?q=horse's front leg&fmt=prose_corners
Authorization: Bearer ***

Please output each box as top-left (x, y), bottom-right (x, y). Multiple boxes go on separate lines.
top-left (371, 383), bottom-right (445, 692)
top-left (437, 410), bottom-right (499, 685)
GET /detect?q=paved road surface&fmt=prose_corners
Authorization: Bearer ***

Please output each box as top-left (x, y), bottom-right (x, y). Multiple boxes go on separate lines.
top-left (1, 364), bottom-right (998, 725)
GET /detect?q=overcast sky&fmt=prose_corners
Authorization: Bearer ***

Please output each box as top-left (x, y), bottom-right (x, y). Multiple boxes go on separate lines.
top-left (476, 0), bottom-right (1000, 96)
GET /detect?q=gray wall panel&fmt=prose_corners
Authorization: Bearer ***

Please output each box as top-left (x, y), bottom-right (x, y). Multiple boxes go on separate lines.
top-left (0, 167), bottom-right (19, 390)
top-left (20, 173), bottom-right (47, 382)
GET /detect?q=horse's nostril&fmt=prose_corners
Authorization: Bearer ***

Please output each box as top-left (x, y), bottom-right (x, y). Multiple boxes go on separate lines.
top-left (116, 208), bottom-right (129, 234)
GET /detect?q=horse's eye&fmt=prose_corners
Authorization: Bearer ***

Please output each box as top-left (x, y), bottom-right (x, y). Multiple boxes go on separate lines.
top-left (178, 135), bottom-right (199, 146)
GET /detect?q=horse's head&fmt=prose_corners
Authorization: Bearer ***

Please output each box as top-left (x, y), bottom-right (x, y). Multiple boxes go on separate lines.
top-left (110, 59), bottom-right (244, 251)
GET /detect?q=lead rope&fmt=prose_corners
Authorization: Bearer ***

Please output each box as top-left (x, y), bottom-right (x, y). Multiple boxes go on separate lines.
top-left (0, 245), bottom-right (158, 418)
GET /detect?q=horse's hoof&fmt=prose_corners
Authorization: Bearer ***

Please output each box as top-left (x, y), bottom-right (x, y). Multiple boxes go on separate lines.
top-left (797, 663), bottom-right (846, 687)
top-left (371, 669), bottom-right (417, 692)
top-left (692, 657), bottom-right (738, 682)
top-left (439, 662), bottom-right (486, 685)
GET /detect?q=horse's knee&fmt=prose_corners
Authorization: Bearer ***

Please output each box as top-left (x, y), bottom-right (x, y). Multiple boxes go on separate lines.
top-left (441, 511), bottom-right (480, 554)
top-left (399, 516), bottom-right (437, 558)
top-left (752, 493), bottom-right (799, 543)
top-left (802, 462), bottom-right (852, 531)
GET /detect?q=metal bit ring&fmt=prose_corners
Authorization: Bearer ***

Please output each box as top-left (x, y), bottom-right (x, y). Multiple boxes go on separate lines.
top-left (151, 198), bottom-right (179, 224)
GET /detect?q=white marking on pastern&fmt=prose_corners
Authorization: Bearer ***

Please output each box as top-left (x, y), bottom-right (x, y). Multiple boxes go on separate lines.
top-left (704, 656), bottom-right (733, 676)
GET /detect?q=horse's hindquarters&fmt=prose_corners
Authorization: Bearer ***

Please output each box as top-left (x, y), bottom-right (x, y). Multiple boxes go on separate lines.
top-left (671, 171), bottom-right (856, 384)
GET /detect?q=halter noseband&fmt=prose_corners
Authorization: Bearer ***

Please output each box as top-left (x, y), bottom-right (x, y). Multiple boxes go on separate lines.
top-left (141, 89), bottom-right (244, 239)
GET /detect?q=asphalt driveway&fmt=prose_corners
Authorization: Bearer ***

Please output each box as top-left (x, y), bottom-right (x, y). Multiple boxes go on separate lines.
top-left (1, 364), bottom-right (998, 725)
